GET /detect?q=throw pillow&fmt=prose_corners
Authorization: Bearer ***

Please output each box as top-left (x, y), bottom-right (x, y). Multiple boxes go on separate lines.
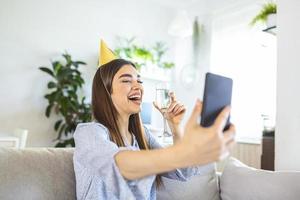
top-left (220, 157), bottom-right (300, 200)
top-left (157, 163), bottom-right (220, 200)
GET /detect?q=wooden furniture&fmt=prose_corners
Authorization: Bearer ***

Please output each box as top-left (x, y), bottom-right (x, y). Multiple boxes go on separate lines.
top-left (217, 139), bottom-right (262, 172)
top-left (261, 135), bottom-right (275, 170)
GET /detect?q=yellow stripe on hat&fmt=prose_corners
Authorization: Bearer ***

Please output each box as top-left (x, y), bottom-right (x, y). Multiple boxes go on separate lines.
top-left (99, 39), bottom-right (117, 66)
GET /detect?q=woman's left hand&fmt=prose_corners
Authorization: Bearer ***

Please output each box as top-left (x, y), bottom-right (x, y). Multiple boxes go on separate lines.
top-left (153, 92), bottom-right (186, 127)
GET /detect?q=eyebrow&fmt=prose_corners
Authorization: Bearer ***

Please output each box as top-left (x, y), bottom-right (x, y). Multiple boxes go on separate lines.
top-left (118, 73), bottom-right (141, 79)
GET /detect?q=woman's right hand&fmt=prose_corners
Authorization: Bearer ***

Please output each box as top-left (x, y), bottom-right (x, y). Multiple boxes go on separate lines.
top-left (115, 99), bottom-right (235, 180)
top-left (177, 99), bottom-right (236, 167)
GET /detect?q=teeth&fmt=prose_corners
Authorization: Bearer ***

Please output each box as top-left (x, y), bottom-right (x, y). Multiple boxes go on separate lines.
top-left (128, 95), bottom-right (140, 98)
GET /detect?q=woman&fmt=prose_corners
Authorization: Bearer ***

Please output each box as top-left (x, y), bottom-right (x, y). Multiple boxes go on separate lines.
top-left (73, 59), bottom-right (235, 200)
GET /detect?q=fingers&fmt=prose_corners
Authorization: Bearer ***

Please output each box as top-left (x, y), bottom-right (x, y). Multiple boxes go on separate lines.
top-left (226, 138), bottom-right (236, 150)
top-left (217, 125), bottom-right (236, 161)
top-left (169, 91), bottom-right (176, 102)
top-left (223, 124), bottom-right (236, 144)
top-left (213, 106), bottom-right (231, 132)
top-left (167, 101), bottom-right (183, 113)
top-left (223, 134), bottom-right (236, 159)
top-left (166, 91), bottom-right (183, 114)
top-left (167, 101), bottom-right (177, 112)
top-left (167, 92), bottom-right (176, 112)
top-left (174, 104), bottom-right (185, 115)
top-left (186, 99), bottom-right (202, 128)
top-left (153, 91), bottom-right (185, 118)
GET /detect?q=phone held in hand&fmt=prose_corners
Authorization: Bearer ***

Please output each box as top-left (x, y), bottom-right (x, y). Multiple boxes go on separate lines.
top-left (200, 72), bottom-right (233, 131)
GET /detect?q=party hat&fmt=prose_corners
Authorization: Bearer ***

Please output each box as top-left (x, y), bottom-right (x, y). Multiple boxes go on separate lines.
top-left (99, 39), bottom-right (117, 66)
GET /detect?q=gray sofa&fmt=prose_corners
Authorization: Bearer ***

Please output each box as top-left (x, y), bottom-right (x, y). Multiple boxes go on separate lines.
top-left (0, 148), bottom-right (300, 200)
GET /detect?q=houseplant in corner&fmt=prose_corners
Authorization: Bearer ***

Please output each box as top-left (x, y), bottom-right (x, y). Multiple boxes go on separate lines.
top-left (251, 2), bottom-right (277, 34)
top-left (39, 53), bottom-right (91, 147)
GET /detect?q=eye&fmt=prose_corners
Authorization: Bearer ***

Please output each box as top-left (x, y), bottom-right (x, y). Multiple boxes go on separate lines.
top-left (121, 79), bottom-right (132, 83)
top-left (138, 80), bottom-right (143, 84)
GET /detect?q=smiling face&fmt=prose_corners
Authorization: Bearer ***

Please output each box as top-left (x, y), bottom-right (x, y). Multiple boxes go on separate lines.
top-left (111, 64), bottom-right (144, 117)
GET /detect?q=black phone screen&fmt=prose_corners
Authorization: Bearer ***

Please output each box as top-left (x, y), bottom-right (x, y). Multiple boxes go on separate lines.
top-left (200, 72), bottom-right (233, 131)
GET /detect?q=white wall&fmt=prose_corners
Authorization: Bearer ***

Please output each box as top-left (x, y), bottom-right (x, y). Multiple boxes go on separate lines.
top-left (276, 0), bottom-right (300, 170)
top-left (0, 0), bottom-right (175, 147)
top-left (171, 14), bottom-right (212, 127)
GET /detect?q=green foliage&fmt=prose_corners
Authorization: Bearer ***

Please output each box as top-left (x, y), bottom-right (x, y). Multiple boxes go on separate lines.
top-left (114, 37), bottom-right (175, 70)
top-left (251, 2), bottom-right (277, 26)
top-left (39, 53), bottom-right (91, 147)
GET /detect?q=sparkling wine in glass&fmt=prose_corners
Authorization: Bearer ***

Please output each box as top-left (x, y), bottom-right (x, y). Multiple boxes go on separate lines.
top-left (156, 84), bottom-right (172, 139)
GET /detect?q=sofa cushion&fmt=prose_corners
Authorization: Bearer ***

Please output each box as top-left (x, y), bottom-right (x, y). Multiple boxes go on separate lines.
top-left (157, 163), bottom-right (220, 200)
top-left (220, 157), bottom-right (300, 200)
top-left (0, 148), bottom-right (75, 200)
top-left (0, 147), bottom-right (220, 200)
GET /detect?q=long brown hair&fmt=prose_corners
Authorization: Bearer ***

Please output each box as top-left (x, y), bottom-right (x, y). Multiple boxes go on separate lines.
top-left (92, 59), bottom-right (162, 187)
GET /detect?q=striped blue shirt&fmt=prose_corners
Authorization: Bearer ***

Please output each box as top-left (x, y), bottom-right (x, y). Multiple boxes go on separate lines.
top-left (73, 122), bottom-right (201, 200)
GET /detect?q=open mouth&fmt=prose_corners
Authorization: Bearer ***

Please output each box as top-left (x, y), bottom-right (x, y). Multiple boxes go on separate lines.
top-left (128, 94), bottom-right (142, 104)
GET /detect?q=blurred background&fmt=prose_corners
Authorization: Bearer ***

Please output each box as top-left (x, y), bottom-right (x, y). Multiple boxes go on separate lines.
top-left (1, 0), bottom-right (287, 172)
top-left (0, 0), bottom-right (277, 147)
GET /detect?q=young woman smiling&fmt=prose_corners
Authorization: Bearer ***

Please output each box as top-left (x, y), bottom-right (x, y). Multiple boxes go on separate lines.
top-left (73, 59), bottom-right (235, 200)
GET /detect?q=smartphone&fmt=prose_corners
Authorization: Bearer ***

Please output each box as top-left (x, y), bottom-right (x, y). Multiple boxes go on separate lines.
top-left (200, 72), bottom-right (233, 131)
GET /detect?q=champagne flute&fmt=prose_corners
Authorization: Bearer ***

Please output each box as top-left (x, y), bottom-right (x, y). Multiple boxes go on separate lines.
top-left (155, 83), bottom-right (172, 139)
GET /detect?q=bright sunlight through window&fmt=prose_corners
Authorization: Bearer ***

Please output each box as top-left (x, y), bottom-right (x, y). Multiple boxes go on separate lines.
top-left (210, 6), bottom-right (277, 141)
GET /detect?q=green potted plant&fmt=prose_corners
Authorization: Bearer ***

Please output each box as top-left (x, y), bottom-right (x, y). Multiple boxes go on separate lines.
top-left (39, 53), bottom-right (91, 147)
top-left (114, 37), bottom-right (174, 72)
top-left (251, 2), bottom-right (277, 28)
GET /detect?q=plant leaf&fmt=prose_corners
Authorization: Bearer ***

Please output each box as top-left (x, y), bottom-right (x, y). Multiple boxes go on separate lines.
top-left (250, 3), bottom-right (277, 26)
top-left (55, 141), bottom-right (67, 147)
top-left (39, 67), bottom-right (54, 77)
top-left (73, 61), bottom-right (86, 66)
top-left (47, 81), bottom-right (56, 89)
top-left (54, 120), bottom-right (63, 131)
top-left (45, 104), bottom-right (52, 117)
top-left (52, 61), bottom-right (62, 75)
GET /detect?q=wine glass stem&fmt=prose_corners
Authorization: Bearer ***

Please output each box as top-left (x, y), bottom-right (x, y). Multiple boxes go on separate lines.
top-left (163, 118), bottom-right (168, 136)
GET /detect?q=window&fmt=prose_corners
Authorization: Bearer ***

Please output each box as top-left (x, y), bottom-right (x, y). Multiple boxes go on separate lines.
top-left (210, 6), bottom-right (277, 141)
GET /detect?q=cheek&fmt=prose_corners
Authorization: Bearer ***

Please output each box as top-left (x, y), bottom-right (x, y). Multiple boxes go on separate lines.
top-left (141, 86), bottom-right (144, 96)
top-left (112, 86), bottom-right (130, 104)
top-left (117, 85), bottom-right (131, 97)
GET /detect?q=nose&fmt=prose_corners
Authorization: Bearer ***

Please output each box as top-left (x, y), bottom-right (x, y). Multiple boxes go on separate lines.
top-left (132, 80), bottom-right (143, 90)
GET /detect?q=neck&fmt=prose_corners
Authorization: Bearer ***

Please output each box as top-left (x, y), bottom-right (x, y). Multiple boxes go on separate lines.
top-left (117, 113), bottom-right (130, 138)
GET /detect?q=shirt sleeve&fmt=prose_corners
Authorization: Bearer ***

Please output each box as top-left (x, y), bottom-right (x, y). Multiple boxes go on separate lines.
top-left (143, 125), bottom-right (215, 181)
top-left (73, 123), bottom-right (136, 200)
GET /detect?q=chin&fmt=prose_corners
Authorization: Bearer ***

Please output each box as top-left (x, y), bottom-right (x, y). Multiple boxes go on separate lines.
top-left (130, 107), bottom-right (141, 115)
